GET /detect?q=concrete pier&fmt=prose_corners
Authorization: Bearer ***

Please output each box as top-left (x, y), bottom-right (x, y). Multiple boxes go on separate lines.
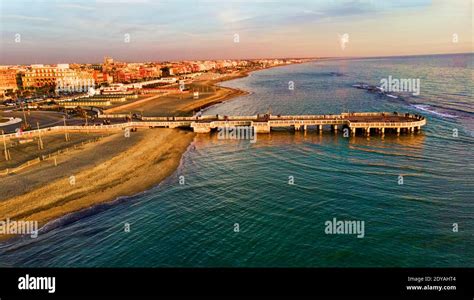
top-left (144, 112), bottom-right (426, 135)
top-left (187, 112), bottom-right (426, 135)
top-left (1, 112), bottom-right (426, 140)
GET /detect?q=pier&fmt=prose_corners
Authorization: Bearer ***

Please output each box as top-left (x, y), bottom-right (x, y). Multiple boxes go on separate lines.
top-left (0, 112), bottom-right (426, 140)
top-left (140, 112), bottom-right (426, 135)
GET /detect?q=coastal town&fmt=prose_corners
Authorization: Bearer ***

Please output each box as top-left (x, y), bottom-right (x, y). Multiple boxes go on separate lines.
top-left (0, 0), bottom-right (471, 296)
top-left (0, 52), bottom-right (426, 243)
top-left (0, 56), bottom-right (312, 241)
top-left (0, 57), bottom-right (305, 125)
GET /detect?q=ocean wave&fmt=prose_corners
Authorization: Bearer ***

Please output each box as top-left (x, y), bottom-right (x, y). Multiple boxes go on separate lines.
top-left (351, 82), bottom-right (469, 120)
top-left (422, 103), bottom-right (474, 116)
top-left (411, 105), bottom-right (458, 118)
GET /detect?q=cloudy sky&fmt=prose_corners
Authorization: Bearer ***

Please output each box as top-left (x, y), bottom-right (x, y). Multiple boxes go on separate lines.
top-left (0, 0), bottom-right (472, 64)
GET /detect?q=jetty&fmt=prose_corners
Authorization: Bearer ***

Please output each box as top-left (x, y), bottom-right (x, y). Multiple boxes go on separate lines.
top-left (0, 112), bottom-right (426, 140)
top-left (138, 112), bottom-right (426, 134)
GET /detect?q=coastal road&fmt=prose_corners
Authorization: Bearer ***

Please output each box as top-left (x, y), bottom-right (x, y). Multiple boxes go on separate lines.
top-left (0, 110), bottom-right (83, 133)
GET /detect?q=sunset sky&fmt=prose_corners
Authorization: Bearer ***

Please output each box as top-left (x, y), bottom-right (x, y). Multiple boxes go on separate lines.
top-left (0, 0), bottom-right (472, 64)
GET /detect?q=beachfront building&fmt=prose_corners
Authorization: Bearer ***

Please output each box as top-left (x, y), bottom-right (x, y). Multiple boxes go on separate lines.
top-left (22, 64), bottom-right (94, 92)
top-left (0, 68), bottom-right (19, 97)
top-left (22, 64), bottom-right (70, 88)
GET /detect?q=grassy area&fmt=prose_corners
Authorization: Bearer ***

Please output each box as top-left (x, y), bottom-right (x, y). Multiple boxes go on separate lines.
top-left (0, 132), bottom-right (111, 169)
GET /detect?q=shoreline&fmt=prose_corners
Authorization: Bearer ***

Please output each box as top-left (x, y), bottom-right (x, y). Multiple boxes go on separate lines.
top-left (179, 62), bottom-right (307, 113)
top-left (0, 128), bottom-right (195, 242)
top-left (0, 62), bottom-right (291, 242)
top-left (193, 62), bottom-right (309, 113)
top-left (102, 61), bottom-right (309, 117)
top-left (3, 137), bottom-right (198, 246)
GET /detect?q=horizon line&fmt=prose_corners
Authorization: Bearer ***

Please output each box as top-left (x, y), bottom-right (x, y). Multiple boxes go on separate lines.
top-left (1, 52), bottom-right (472, 67)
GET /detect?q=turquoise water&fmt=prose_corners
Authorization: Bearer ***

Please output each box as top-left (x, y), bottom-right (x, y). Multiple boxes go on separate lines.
top-left (1, 54), bottom-right (473, 267)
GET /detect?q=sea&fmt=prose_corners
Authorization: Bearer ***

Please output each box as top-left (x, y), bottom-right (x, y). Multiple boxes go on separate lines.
top-left (0, 53), bottom-right (472, 267)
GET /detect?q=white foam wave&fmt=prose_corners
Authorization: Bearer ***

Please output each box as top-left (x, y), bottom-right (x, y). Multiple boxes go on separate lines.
top-left (412, 105), bottom-right (457, 118)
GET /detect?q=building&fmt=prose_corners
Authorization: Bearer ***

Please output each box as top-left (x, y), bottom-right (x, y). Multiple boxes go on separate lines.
top-left (22, 64), bottom-right (68, 88)
top-left (139, 66), bottom-right (160, 78)
top-left (101, 83), bottom-right (128, 94)
top-left (93, 71), bottom-right (113, 85)
top-left (114, 70), bottom-right (135, 83)
top-left (160, 66), bottom-right (174, 77)
top-left (22, 64), bottom-right (94, 92)
top-left (0, 68), bottom-right (18, 96)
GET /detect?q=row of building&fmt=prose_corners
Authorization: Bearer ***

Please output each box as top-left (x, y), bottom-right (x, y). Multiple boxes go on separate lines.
top-left (0, 64), bottom-right (98, 96)
top-left (0, 57), bottom-right (302, 98)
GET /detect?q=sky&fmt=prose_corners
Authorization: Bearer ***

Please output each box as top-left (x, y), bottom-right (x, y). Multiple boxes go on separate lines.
top-left (0, 0), bottom-right (472, 64)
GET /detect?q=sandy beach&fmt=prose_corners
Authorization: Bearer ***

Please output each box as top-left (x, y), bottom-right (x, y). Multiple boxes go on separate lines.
top-left (0, 128), bottom-right (195, 240)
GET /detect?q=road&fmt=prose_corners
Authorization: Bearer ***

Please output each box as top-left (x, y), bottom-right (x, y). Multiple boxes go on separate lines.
top-left (0, 110), bottom-right (83, 134)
